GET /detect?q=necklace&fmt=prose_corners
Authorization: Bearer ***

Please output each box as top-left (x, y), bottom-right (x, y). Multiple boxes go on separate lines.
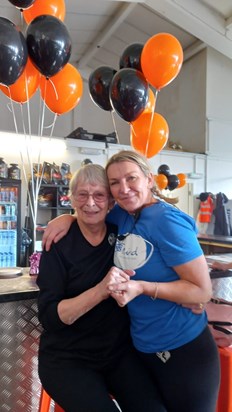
top-left (117, 200), bottom-right (157, 241)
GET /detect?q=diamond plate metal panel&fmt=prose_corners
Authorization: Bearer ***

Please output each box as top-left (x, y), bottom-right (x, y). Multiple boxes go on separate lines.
top-left (212, 277), bottom-right (232, 301)
top-left (0, 299), bottom-right (43, 412)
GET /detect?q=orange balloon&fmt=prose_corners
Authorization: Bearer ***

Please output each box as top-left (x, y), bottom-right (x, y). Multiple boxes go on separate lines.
top-left (40, 63), bottom-right (83, 114)
top-left (177, 173), bottom-right (187, 188)
top-left (23, 0), bottom-right (65, 24)
top-left (143, 88), bottom-right (156, 114)
top-left (130, 112), bottom-right (169, 158)
top-left (0, 58), bottom-right (40, 103)
top-left (154, 174), bottom-right (168, 190)
top-left (141, 33), bottom-right (183, 90)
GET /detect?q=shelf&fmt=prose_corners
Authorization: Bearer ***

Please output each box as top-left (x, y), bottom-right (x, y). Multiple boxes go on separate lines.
top-left (28, 182), bottom-right (73, 254)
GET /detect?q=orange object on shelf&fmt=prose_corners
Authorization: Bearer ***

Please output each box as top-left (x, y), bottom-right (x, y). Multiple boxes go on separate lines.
top-left (216, 346), bottom-right (232, 412)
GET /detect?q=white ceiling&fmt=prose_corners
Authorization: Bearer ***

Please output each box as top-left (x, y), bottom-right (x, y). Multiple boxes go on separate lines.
top-left (0, 0), bottom-right (232, 81)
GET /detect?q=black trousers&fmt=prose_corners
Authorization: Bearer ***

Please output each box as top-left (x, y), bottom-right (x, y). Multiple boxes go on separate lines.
top-left (39, 349), bottom-right (167, 412)
top-left (137, 326), bottom-right (220, 412)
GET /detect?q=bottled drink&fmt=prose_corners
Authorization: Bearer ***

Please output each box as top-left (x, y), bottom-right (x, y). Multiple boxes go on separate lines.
top-left (0, 157), bottom-right (7, 178)
top-left (8, 163), bottom-right (20, 179)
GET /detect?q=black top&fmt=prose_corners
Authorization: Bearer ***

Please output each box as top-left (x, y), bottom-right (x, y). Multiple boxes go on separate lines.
top-left (37, 221), bottom-right (132, 370)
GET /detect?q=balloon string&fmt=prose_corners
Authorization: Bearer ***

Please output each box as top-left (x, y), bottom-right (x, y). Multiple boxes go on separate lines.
top-left (145, 88), bottom-right (159, 158)
top-left (37, 90), bottom-right (43, 137)
top-left (48, 78), bottom-right (59, 100)
top-left (48, 113), bottom-right (58, 137)
top-left (22, 71), bottom-right (40, 233)
top-left (7, 90), bottom-right (19, 134)
top-left (111, 110), bottom-right (120, 144)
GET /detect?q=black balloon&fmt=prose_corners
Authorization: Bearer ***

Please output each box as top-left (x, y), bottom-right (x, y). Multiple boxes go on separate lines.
top-left (0, 17), bottom-right (28, 86)
top-left (8, 0), bottom-right (35, 8)
top-left (157, 164), bottom-right (171, 177)
top-left (167, 174), bottom-right (180, 191)
top-left (110, 68), bottom-right (148, 122)
top-left (89, 66), bottom-right (117, 111)
top-left (119, 43), bottom-right (144, 71)
top-left (26, 15), bottom-right (72, 78)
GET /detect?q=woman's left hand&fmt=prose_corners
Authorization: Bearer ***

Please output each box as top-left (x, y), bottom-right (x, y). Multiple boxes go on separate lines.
top-left (108, 279), bottom-right (142, 307)
top-left (182, 302), bottom-right (206, 314)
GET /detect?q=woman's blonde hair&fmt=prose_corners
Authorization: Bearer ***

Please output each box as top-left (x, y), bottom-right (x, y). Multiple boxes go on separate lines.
top-left (69, 163), bottom-right (111, 197)
top-left (105, 150), bottom-right (178, 205)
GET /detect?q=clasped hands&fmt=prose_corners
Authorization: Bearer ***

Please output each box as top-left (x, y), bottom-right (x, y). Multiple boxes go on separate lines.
top-left (106, 266), bottom-right (137, 307)
top-left (105, 266), bottom-right (206, 314)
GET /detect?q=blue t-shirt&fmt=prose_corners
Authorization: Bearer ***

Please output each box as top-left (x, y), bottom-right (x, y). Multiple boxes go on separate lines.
top-left (108, 202), bottom-right (207, 353)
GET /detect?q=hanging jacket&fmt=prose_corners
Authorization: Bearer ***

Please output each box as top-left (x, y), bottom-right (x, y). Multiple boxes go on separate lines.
top-left (213, 192), bottom-right (230, 236)
top-left (198, 194), bottom-right (214, 223)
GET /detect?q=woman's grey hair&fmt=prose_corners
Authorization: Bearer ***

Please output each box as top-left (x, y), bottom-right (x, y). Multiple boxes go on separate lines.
top-left (69, 163), bottom-right (110, 197)
top-left (105, 150), bottom-right (178, 205)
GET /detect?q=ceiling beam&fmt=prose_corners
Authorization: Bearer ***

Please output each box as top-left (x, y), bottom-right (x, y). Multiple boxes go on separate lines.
top-left (76, 2), bottom-right (137, 69)
top-left (144, 0), bottom-right (232, 60)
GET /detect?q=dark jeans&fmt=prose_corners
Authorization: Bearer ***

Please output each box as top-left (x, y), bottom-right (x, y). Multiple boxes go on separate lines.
top-left (39, 349), bottom-right (166, 412)
top-left (137, 326), bottom-right (220, 412)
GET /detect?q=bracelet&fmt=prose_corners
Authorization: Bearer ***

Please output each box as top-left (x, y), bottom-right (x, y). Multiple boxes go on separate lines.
top-left (150, 282), bottom-right (159, 301)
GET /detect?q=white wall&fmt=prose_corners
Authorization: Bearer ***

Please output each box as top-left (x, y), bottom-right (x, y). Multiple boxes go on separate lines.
top-left (156, 49), bottom-right (207, 153)
top-left (206, 48), bottom-right (232, 158)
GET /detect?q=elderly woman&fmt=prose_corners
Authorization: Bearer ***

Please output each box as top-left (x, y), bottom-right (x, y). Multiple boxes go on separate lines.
top-left (37, 163), bottom-right (165, 412)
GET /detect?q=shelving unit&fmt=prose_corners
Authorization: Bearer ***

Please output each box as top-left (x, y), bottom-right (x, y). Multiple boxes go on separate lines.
top-left (0, 178), bottom-right (21, 267)
top-left (28, 182), bottom-right (73, 252)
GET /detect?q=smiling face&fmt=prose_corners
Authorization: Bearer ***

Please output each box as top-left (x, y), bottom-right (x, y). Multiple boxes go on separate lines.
top-left (72, 182), bottom-right (111, 227)
top-left (107, 160), bottom-right (154, 214)
top-left (70, 164), bottom-right (114, 229)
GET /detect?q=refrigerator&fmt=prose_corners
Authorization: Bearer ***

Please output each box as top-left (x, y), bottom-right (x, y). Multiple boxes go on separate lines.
top-left (0, 178), bottom-right (21, 268)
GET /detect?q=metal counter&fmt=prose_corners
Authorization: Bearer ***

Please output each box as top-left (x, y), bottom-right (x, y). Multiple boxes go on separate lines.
top-left (0, 269), bottom-right (43, 411)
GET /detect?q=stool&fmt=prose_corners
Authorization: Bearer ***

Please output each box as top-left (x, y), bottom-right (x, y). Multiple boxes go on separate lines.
top-left (216, 346), bottom-right (232, 412)
top-left (38, 387), bottom-right (64, 412)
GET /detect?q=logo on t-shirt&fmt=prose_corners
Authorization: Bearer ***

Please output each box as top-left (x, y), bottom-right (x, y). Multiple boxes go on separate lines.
top-left (114, 233), bottom-right (154, 270)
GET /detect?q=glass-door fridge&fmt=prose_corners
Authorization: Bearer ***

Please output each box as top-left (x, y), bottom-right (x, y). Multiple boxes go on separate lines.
top-left (0, 178), bottom-right (21, 267)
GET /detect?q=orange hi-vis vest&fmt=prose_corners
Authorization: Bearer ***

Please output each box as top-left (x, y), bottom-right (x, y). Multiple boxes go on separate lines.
top-left (198, 195), bottom-right (214, 223)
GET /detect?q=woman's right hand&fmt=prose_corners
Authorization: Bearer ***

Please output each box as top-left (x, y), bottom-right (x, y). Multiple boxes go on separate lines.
top-left (42, 214), bottom-right (76, 251)
top-left (98, 266), bottom-right (131, 300)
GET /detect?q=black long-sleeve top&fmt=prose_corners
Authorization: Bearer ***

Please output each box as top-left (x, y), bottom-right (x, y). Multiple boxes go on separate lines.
top-left (37, 221), bottom-right (132, 370)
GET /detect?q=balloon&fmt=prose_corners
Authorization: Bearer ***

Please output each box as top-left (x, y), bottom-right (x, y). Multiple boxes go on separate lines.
top-left (141, 33), bottom-right (183, 90)
top-left (110, 68), bottom-right (148, 122)
top-left (0, 18), bottom-right (28, 86)
top-left (119, 43), bottom-right (144, 71)
top-left (26, 15), bottom-right (71, 78)
top-left (143, 88), bottom-right (156, 114)
top-left (154, 174), bottom-right (168, 190)
top-left (89, 66), bottom-right (116, 111)
top-left (23, 0), bottom-right (65, 25)
top-left (0, 58), bottom-right (40, 103)
top-left (177, 173), bottom-right (187, 188)
top-left (157, 164), bottom-right (170, 176)
top-left (167, 174), bottom-right (180, 191)
top-left (8, 0), bottom-right (35, 8)
top-left (40, 63), bottom-right (83, 114)
top-left (130, 112), bottom-right (169, 158)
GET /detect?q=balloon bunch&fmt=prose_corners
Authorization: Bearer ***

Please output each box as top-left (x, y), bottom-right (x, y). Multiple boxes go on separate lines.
top-left (0, 0), bottom-right (83, 116)
top-left (88, 34), bottom-right (183, 158)
top-left (154, 164), bottom-right (187, 191)
top-left (0, 0), bottom-right (84, 254)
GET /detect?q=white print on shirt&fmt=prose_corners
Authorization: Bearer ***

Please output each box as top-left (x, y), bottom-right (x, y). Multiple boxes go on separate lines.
top-left (156, 351), bottom-right (171, 363)
top-left (114, 233), bottom-right (154, 270)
